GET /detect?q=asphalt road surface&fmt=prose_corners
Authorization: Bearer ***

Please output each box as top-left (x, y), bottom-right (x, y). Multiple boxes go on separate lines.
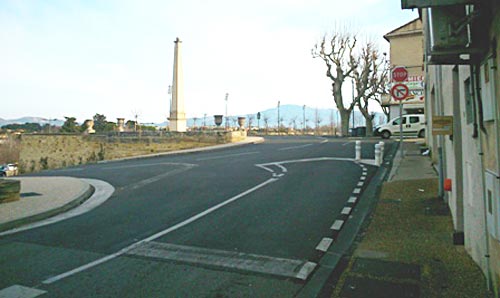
top-left (0, 136), bottom-right (394, 298)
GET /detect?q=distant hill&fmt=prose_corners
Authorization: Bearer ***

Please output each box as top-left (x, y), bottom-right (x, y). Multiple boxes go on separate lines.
top-left (0, 117), bottom-right (65, 127)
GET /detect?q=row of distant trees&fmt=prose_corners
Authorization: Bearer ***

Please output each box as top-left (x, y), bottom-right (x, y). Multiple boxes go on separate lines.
top-left (1, 114), bottom-right (156, 134)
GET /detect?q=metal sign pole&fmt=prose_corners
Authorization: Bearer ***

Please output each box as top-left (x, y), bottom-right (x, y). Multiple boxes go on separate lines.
top-left (399, 101), bottom-right (404, 158)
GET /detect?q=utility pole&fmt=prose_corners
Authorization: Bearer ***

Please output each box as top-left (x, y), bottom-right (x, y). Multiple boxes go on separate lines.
top-left (225, 93), bottom-right (229, 130)
top-left (303, 105), bottom-right (306, 135)
top-left (277, 101), bottom-right (281, 135)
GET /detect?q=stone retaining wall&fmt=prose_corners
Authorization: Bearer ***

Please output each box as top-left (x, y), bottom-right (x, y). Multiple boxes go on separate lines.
top-left (19, 130), bottom-right (246, 173)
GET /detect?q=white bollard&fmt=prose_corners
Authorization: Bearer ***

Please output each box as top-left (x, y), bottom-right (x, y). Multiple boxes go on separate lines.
top-left (375, 143), bottom-right (381, 166)
top-left (355, 140), bottom-right (361, 161)
top-left (378, 141), bottom-right (385, 158)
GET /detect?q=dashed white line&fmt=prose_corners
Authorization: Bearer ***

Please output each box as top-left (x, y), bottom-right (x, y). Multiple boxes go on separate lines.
top-left (360, 176), bottom-right (366, 181)
top-left (196, 151), bottom-right (259, 161)
top-left (348, 196), bottom-right (358, 204)
top-left (353, 188), bottom-right (361, 194)
top-left (331, 220), bottom-right (344, 231)
top-left (357, 181), bottom-right (364, 187)
top-left (341, 207), bottom-right (352, 215)
top-left (278, 144), bottom-right (313, 151)
top-left (315, 237), bottom-right (334, 252)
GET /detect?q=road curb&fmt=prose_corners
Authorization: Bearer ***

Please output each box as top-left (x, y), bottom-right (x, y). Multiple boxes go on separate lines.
top-left (0, 183), bottom-right (95, 233)
top-left (296, 142), bottom-right (398, 298)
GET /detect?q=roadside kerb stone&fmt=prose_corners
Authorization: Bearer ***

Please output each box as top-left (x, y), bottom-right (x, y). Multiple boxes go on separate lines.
top-left (0, 177), bottom-right (94, 232)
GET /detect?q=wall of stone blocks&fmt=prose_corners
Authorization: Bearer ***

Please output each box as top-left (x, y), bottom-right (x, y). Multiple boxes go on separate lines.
top-left (18, 131), bottom-right (246, 173)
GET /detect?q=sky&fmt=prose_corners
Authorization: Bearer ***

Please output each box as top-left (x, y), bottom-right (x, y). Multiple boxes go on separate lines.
top-left (0, 0), bottom-right (418, 124)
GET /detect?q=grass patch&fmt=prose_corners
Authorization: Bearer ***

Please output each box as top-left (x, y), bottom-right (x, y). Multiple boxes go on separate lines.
top-left (332, 178), bottom-right (491, 298)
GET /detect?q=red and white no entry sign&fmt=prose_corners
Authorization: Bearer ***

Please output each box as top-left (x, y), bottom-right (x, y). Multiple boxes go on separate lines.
top-left (392, 66), bottom-right (408, 82)
top-left (390, 83), bottom-right (410, 101)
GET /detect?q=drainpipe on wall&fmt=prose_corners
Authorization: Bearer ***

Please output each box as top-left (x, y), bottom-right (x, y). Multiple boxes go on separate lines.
top-left (436, 66), bottom-right (445, 199)
top-left (473, 62), bottom-right (492, 291)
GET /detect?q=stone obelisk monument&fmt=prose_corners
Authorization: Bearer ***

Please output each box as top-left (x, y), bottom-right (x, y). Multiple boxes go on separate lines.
top-left (168, 37), bottom-right (187, 132)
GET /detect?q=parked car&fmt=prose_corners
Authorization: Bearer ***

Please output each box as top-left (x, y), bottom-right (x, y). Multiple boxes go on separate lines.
top-left (374, 114), bottom-right (426, 139)
top-left (0, 163), bottom-right (19, 177)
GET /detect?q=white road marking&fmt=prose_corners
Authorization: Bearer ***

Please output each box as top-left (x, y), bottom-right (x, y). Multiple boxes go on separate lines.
top-left (196, 151), bottom-right (259, 161)
top-left (296, 262), bottom-right (318, 280)
top-left (360, 176), bottom-right (366, 181)
top-left (341, 142), bottom-right (351, 146)
top-left (357, 181), bottom-right (364, 187)
top-left (100, 162), bottom-right (193, 170)
top-left (127, 241), bottom-right (317, 281)
top-left (315, 237), bottom-right (334, 252)
top-left (330, 220), bottom-right (344, 231)
top-left (0, 179), bottom-right (115, 237)
top-left (278, 144), bottom-right (313, 151)
top-left (353, 188), bottom-right (361, 194)
top-left (341, 207), bottom-right (352, 215)
top-left (0, 285), bottom-right (46, 298)
top-left (348, 196), bottom-right (358, 204)
top-left (42, 177), bottom-right (278, 284)
top-left (126, 164), bottom-right (197, 190)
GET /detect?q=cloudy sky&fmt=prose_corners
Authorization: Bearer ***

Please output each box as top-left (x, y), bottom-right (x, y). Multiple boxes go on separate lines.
top-left (1, 0), bottom-right (417, 123)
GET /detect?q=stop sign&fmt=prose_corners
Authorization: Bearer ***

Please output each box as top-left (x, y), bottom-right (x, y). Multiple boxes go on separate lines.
top-left (392, 66), bottom-right (408, 82)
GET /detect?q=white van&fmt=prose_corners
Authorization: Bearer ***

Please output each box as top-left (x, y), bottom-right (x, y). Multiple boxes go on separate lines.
top-left (375, 114), bottom-right (426, 139)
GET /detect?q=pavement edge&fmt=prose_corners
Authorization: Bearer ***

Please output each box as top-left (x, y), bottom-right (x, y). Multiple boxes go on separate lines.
top-left (0, 182), bottom-right (95, 233)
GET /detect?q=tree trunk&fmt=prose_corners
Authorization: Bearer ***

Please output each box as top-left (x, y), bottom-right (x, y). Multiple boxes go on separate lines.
top-left (365, 118), bottom-right (374, 137)
top-left (339, 109), bottom-right (351, 136)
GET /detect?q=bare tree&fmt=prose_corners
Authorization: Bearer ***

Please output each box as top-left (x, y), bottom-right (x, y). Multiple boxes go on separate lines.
top-left (247, 114), bottom-right (255, 129)
top-left (314, 108), bottom-right (322, 135)
top-left (312, 31), bottom-right (358, 136)
top-left (263, 114), bottom-right (270, 134)
top-left (351, 43), bottom-right (389, 136)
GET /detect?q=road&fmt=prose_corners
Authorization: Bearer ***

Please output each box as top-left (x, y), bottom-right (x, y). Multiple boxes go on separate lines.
top-left (0, 136), bottom-right (394, 298)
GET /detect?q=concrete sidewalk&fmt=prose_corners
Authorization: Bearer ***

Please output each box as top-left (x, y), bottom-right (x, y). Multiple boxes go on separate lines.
top-left (0, 136), bottom-right (264, 233)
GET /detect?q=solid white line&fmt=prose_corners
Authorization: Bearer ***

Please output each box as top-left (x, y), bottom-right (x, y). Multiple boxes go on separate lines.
top-left (315, 237), bottom-right (334, 252)
top-left (348, 196), bottom-right (358, 204)
top-left (101, 162), bottom-right (194, 171)
top-left (42, 177), bottom-right (278, 284)
top-left (255, 164), bottom-right (275, 174)
top-left (196, 151), bottom-right (259, 161)
top-left (278, 144), bottom-right (313, 151)
top-left (275, 164), bottom-right (288, 173)
top-left (353, 188), bottom-right (361, 194)
top-left (331, 220), bottom-right (344, 230)
top-left (341, 207), bottom-right (352, 215)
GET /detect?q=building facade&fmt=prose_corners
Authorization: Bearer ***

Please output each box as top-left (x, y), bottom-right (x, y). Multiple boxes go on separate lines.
top-left (383, 19), bottom-right (425, 120)
top-left (402, 0), bottom-right (500, 295)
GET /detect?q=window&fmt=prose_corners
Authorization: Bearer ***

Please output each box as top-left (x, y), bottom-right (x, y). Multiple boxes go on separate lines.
top-left (392, 117), bottom-right (406, 125)
top-left (409, 116), bottom-right (420, 124)
top-left (481, 59), bottom-right (495, 122)
top-left (485, 171), bottom-right (500, 240)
